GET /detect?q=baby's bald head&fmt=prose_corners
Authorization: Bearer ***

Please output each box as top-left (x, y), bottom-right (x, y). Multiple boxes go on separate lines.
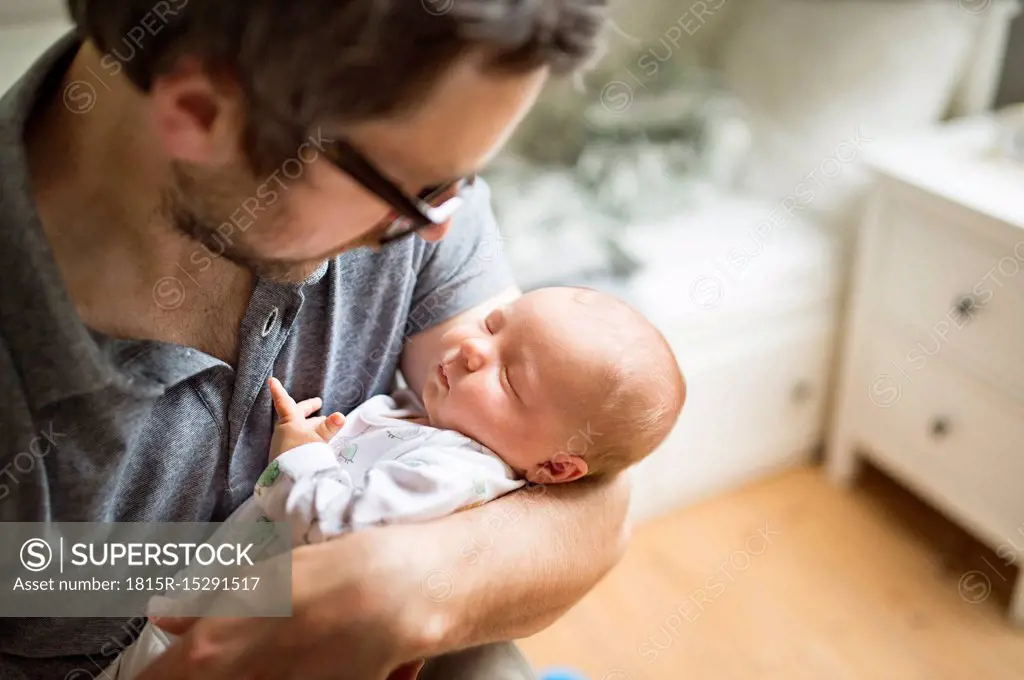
top-left (526, 287), bottom-right (686, 477)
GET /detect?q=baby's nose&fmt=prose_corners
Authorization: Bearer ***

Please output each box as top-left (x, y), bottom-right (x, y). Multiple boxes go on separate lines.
top-left (460, 337), bottom-right (491, 372)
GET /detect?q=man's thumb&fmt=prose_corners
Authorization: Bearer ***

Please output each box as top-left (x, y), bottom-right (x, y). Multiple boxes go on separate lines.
top-left (148, 615), bottom-right (198, 635)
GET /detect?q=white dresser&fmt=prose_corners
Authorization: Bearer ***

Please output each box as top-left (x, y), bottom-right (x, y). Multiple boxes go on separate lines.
top-left (617, 190), bottom-right (841, 521)
top-left (827, 117), bottom-right (1024, 626)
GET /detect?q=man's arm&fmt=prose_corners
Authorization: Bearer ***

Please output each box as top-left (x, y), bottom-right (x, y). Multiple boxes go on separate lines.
top-left (389, 465), bottom-right (631, 651)
top-left (145, 472), bottom-right (631, 680)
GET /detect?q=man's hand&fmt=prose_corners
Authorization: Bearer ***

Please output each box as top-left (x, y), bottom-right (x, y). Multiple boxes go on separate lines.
top-left (142, 525), bottom-right (441, 680)
top-left (267, 378), bottom-right (345, 459)
top-left (143, 473), bottom-right (630, 680)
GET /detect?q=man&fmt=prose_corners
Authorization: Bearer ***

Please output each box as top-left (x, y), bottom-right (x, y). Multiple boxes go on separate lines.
top-left (0, 1), bottom-right (630, 679)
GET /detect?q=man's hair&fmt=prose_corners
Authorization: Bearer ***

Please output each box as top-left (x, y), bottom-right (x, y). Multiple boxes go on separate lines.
top-left (67, 0), bottom-right (607, 171)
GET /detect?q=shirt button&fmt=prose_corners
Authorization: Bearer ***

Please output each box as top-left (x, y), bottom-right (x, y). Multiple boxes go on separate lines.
top-left (262, 307), bottom-right (280, 337)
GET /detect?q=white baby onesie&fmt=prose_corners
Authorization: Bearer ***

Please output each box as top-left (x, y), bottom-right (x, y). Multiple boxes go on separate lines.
top-left (107, 390), bottom-right (523, 679)
top-left (253, 389), bottom-right (525, 544)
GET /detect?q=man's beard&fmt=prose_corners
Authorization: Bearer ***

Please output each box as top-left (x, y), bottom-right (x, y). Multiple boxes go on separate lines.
top-left (161, 164), bottom-right (327, 284)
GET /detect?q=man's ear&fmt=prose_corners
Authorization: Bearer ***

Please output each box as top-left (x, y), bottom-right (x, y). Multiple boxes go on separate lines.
top-left (526, 454), bottom-right (588, 485)
top-left (149, 57), bottom-right (246, 166)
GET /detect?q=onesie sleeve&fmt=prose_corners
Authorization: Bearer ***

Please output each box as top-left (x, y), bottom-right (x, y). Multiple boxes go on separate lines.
top-left (252, 444), bottom-right (355, 545)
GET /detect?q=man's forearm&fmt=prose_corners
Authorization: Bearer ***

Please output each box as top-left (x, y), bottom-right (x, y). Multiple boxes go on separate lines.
top-left (413, 472), bottom-right (631, 652)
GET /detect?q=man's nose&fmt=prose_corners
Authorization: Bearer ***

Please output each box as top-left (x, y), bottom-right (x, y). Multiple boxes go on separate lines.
top-left (416, 218), bottom-right (454, 243)
top-left (460, 337), bottom-right (491, 372)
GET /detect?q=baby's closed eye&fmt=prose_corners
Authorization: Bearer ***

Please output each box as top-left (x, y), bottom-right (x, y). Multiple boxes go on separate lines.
top-left (501, 366), bottom-right (519, 400)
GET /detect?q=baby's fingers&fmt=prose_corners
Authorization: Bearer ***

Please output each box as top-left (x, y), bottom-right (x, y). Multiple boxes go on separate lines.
top-left (295, 397), bottom-right (323, 418)
top-left (268, 378), bottom-right (300, 421)
top-left (315, 413), bottom-right (345, 441)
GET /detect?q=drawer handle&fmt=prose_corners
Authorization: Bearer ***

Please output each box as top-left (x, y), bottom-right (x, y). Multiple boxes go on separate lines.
top-left (791, 381), bottom-right (814, 403)
top-left (954, 295), bottom-right (978, 322)
top-left (930, 416), bottom-right (951, 439)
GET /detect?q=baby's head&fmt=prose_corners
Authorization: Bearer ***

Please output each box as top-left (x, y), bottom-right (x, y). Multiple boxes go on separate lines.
top-left (422, 287), bottom-right (685, 483)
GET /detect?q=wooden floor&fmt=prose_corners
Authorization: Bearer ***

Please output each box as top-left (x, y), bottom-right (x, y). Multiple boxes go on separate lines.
top-left (520, 465), bottom-right (1024, 680)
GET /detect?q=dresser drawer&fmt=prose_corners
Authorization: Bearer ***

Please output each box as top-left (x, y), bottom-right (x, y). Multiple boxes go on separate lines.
top-left (872, 201), bottom-right (1024, 400)
top-left (850, 328), bottom-right (1024, 545)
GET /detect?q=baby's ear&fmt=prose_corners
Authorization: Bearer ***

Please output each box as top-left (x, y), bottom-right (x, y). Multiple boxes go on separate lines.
top-left (527, 453), bottom-right (588, 484)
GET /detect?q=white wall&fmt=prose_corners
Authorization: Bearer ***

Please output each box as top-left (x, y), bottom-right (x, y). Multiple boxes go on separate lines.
top-left (0, 19), bottom-right (73, 92)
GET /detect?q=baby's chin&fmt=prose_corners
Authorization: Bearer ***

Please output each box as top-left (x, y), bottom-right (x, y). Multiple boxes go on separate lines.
top-left (421, 382), bottom-right (457, 430)
top-left (424, 406), bottom-right (462, 435)
top-left (421, 395), bottom-right (472, 441)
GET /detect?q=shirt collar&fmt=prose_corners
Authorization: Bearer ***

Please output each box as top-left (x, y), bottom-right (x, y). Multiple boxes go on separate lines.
top-left (0, 32), bottom-right (121, 411)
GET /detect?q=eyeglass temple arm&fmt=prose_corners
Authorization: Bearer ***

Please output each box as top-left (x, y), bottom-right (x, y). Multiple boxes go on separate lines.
top-left (328, 140), bottom-right (427, 220)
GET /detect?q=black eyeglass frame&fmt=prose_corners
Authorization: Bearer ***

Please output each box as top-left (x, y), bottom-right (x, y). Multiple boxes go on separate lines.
top-left (324, 138), bottom-right (473, 245)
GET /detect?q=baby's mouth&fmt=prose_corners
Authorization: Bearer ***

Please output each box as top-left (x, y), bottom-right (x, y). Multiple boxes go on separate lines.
top-left (437, 362), bottom-right (450, 390)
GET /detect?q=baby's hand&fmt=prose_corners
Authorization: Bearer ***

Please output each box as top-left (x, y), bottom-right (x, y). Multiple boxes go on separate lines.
top-left (267, 377), bottom-right (345, 460)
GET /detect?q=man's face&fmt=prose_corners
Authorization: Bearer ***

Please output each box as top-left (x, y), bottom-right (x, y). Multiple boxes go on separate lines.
top-left (157, 53), bottom-right (548, 283)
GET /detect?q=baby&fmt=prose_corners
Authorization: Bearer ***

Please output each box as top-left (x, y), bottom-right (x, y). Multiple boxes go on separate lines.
top-left (109, 286), bottom-right (685, 678)
top-left (253, 286), bottom-right (686, 544)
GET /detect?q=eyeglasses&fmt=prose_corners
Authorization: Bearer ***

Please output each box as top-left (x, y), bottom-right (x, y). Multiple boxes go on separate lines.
top-left (323, 138), bottom-right (474, 245)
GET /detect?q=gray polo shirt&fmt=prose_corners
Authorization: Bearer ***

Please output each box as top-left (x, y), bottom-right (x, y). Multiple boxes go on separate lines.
top-left (0, 35), bottom-right (514, 679)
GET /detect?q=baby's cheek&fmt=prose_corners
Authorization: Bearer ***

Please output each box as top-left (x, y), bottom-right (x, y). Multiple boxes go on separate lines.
top-left (453, 382), bottom-right (495, 421)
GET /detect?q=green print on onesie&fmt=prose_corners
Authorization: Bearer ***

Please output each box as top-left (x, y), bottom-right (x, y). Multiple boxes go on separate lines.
top-left (340, 442), bottom-right (358, 464)
top-left (256, 460), bottom-right (281, 487)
